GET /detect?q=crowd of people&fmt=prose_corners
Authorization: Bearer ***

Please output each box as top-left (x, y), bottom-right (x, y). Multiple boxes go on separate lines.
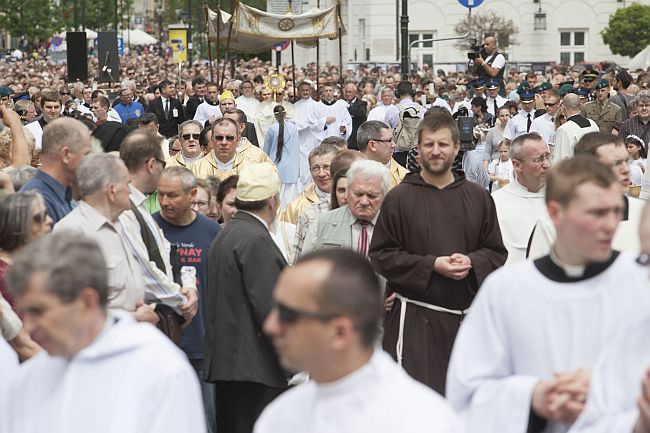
top-left (3, 35), bottom-right (650, 433)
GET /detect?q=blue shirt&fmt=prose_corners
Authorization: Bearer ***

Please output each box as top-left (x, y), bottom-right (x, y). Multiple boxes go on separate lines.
top-left (152, 212), bottom-right (220, 360)
top-left (20, 170), bottom-right (73, 225)
top-left (113, 101), bottom-right (145, 123)
top-left (263, 121), bottom-right (300, 184)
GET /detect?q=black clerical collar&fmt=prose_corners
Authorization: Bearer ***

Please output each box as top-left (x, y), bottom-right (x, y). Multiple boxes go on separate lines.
top-left (623, 195), bottom-right (629, 221)
top-left (534, 251), bottom-right (620, 283)
top-left (205, 99), bottom-right (218, 106)
top-left (321, 99), bottom-right (336, 106)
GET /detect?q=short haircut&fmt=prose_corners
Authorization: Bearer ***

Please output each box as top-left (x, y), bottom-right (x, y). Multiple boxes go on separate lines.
top-left (77, 152), bottom-right (126, 198)
top-left (561, 93), bottom-right (581, 111)
top-left (296, 248), bottom-right (382, 347)
top-left (160, 166), bottom-right (197, 192)
top-left (14, 99), bottom-right (34, 114)
top-left (119, 129), bottom-right (164, 172)
top-left (192, 77), bottom-right (206, 87)
top-left (347, 159), bottom-right (390, 196)
top-left (40, 90), bottom-right (61, 107)
top-left (216, 174), bottom-right (238, 204)
top-left (574, 132), bottom-right (624, 157)
top-left (471, 96), bottom-right (488, 112)
top-left (41, 117), bottom-right (89, 158)
top-left (616, 70), bottom-right (632, 89)
top-left (636, 90), bottom-right (650, 106)
top-left (330, 149), bottom-right (366, 180)
top-left (137, 112), bottom-right (158, 125)
top-left (178, 119), bottom-right (202, 135)
top-left (356, 120), bottom-right (390, 153)
top-left (320, 136), bottom-right (347, 150)
top-left (417, 110), bottom-right (459, 144)
top-left (94, 96), bottom-right (110, 109)
top-left (396, 80), bottom-right (414, 97)
top-left (158, 79), bottom-right (172, 92)
top-left (223, 108), bottom-right (247, 125)
top-left (7, 231), bottom-right (109, 307)
top-left (510, 132), bottom-right (544, 160)
top-left (210, 117), bottom-right (239, 136)
top-left (0, 191), bottom-right (45, 252)
top-left (308, 143), bottom-right (339, 166)
top-left (545, 156), bottom-right (617, 206)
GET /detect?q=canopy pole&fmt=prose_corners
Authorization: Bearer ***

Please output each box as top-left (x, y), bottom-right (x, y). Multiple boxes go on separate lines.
top-left (220, 0), bottom-right (236, 91)
top-left (204, 4), bottom-right (214, 84)
top-left (216, 1), bottom-right (221, 90)
top-left (337, 1), bottom-right (343, 87)
top-left (291, 40), bottom-right (297, 102)
top-left (316, 0), bottom-right (320, 100)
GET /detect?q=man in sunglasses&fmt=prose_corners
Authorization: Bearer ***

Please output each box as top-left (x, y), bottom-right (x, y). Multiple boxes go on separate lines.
top-left (167, 120), bottom-right (204, 168)
top-left (206, 163), bottom-right (288, 433)
top-left (531, 91), bottom-right (561, 148)
top-left (255, 248), bottom-right (462, 433)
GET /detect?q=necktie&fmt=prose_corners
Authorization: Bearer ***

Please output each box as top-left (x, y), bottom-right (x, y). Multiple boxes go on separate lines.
top-left (493, 100), bottom-right (498, 117)
top-left (526, 113), bottom-right (532, 133)
top-left (357, 220), bottom-right (369, 257)
top-left (164, 99), bottom-right (170, 119)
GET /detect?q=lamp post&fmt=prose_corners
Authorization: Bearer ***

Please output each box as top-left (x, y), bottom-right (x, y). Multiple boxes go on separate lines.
top-left (400, 0), bottom-right (409, 74)
top-left (188, 0), bottom-right (193, 64)
top-left (534, 2), bottom-right (547, 31)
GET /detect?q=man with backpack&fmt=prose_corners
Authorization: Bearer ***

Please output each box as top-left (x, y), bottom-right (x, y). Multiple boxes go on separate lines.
top-left (385, 81), bottom-right (424, 167)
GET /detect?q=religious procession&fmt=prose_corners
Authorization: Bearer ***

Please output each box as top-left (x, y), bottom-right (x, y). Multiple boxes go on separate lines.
top-left (2, 0), bottom-right (650, 432)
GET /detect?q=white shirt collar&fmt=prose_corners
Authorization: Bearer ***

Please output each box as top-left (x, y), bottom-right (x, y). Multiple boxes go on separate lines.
top-left (238, 210), bottom-right (270, 231)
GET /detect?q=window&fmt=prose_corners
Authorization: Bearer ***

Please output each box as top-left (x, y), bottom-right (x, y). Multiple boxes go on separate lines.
top-left (560, 52), bottom-right (571, 65)
top-left (559, 29), bottom-right (587, 65)
top-left (409, 31), bottom-right (437, 70)
top-left (574, 32), bottom-right (585, 46)
top-left (422, 33), bottom-right (433, 48)
top-left (574, 52), bottom-right (585, 63)
top-left (560, 32), bottom-right (570, 46)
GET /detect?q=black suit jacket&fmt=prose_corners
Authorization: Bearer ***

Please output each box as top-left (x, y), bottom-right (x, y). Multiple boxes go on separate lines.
top-left (147, 96), bottom-right (186, 138)
top-left (204, 212), bottom-right (288, 388)
top-left (243, 121), bottom-right (259, 147)
top-left (347, 98), bottom-right (368, 150)
top-left (185, 95), bottom-right (204, 120)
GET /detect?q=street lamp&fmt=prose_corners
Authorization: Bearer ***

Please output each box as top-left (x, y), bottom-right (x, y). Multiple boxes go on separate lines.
top-left (534, 3), bottom-right (547, 31)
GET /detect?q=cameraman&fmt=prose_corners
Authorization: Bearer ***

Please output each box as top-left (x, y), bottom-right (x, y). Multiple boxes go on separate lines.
top-left (473, 36), bottom-right (506, 96)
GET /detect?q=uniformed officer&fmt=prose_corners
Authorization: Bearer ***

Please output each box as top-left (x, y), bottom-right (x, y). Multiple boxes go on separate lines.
top-left (581, 69), bottom-right (599, 101)
top-left (503, 82), bottom-right (536, 142)
top-left (485, 79), bottom-right (508, 117)
top-left (580, 78), bottom-right (622, 134)
top-left (472, 79), bottom-right (486, 99)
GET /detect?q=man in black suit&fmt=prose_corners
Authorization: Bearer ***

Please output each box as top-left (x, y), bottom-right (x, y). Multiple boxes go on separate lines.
top-left (147, 79), bottom-right (185, 138)
top-left (185, 77), bottom-right (207, 120)
top-left (205, 162), bottom-right (288, 433)
top-left (344, 82), bottom-right (368, 150)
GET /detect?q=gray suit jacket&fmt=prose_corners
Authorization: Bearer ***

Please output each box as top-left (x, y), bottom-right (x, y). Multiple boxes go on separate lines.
top-left (312, 205), bottom-right (355, 251)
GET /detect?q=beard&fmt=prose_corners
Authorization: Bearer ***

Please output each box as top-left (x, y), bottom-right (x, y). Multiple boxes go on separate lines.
top-left (419, 152), bottom-right (455, 176)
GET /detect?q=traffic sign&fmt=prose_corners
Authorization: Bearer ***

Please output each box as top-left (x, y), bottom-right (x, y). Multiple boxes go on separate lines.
top-left (457, 0), bottom-right (484, 8)
top-left (117, 37), bottom-right (124, 56)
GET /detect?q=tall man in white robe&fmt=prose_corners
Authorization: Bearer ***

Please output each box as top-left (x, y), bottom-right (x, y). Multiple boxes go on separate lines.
top-left (318, 82), bottom-right (352, 141)
top-left (255, 248), bottom-right (463, 433)
top-left (447, 157), bottom-right (650, 433)
top-left (235, 80), bottom-right (260, 123)
top-left (553, 93), bottom-right (599, 162)
top-left (2, 231), bottom-right (205, 433)
top-left (492, 132), bottom-right (550, 264)
top-left (367, 87), bottom-right (395, 122)
top-left (294, 81), bottom-right (327, 188)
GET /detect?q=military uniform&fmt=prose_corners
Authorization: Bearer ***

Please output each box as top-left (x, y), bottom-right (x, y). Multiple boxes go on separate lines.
top-left (580, 100), bottom-right (622, 133)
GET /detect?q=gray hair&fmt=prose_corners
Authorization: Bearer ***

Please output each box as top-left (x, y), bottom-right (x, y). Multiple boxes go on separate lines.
top-left (561, 93), bottom-right (581, 111)
top-left (347, 159), bottom-right (390, 196)
top-left (0, 191), bottom-right (45, 252)
top-left (41, 117), bottom-right (90, 158)
top-left (178, 120), bottom-right (203, 136)
top-left (14, 99), bottom-right (34, 113)
top-left (510, 132), bottom-right (543, 160)
top-left (356, 120), bottom-right (390, 153)
top-left (636, 90), bottom-right (650, 106)
top-left (10, 165), bottom-right (37, 191)
top-left (308, 143), bottom-right (338, 166)
top-left (160, 166), bottom-right (197, 192)
top-left (77, 153), bottom-right (127, 198)
top-left (7, 231), bottom-right (109, 307)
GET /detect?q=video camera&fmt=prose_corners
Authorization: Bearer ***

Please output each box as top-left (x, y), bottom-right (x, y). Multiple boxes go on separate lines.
top-left (467, 38), bottom-right (486, 61)
top-left (452, 106), bottom-right (476, 151)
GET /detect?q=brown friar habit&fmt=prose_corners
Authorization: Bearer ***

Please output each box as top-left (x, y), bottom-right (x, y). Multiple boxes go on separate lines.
top-left (369, 171), bottom-right (507, 395)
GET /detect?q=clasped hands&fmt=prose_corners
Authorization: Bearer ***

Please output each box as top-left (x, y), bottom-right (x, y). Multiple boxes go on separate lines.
top-left (532, 369), bottom-right (591, 425)
top-left (434, 253), bottom-right (472, 280)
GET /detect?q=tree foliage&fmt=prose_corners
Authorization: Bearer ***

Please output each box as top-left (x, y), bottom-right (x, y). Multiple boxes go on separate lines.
top-left (454, 9), bottom-right (518, 52)
top-left (0, 0), bottom-right (65, 43)
top-left (601, 3), bottom-right (650, 58)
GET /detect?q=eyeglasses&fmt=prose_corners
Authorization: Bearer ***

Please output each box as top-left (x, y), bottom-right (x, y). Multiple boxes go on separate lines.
top-left (33, 208), bottom-right (49, 224)
top-left (213, 135), bottom-right (237, 142)
top-left (154, 157), bottom-right (166, 168)
top-left (191, 200), bottom-right (209, 209)
top-left (182, 133), bottom-right (201, 140)
top-left (274, 302), bottom-right (340, 325)
top-left (370, 138), bottom-right (393, 143)
top-left (527, 153), bottom-right (553, 164)
top-left (310, 164), bottom-right (331, 173)
top-left (544, 102), bottom-right (559, 107)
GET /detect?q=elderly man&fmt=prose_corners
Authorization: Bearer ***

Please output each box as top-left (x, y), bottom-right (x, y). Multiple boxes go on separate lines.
top-left (492, 133), bottom-right (550, 264)
top-left (206, 163), bottom-right (288, 433)
top-left (2, 231), bottom-right (206, 433)
top-left (447, 157), bottom-right (650, 433)
top-left (529, 132), bottom-right (643, 259)
top-left (369, 111), bottom-right (506, 394)
top-left (190, 118), bottom-right (257, 180)
top-left (553, 93), bottom-right (600, 162)
top-left (344, 82), bottom-right (368, 150)
top-left (193, 82), bottom-right (221, 126)
top-left (21, 117), bottom-right (92, 224)
top-left (25, 90), bottom-right (62, 150)
top-left (294, 80), bottom-right (327, 188)
top-left (357, 120), bottom-right (408, 189)
top-left (302, 160), bottom-right (388, 255)
top-left (280, 143), bottom-right (338, 224)
top-left (235, 80), bottom-right (260, 122)
top-left (113, 87), bottom-right (145, 124)
top-left (620, 90), bottom-right (650, 145)
top-left (580, 78), bottom-right (622, 134)
top-left (153, 166), bottom-right (221, 433)
top-left (167, 120), bottom-right (204, 167)
top-left (368, 87), bottom-right (395, 122)
top-left (255, 249), bottom-right (463, 433)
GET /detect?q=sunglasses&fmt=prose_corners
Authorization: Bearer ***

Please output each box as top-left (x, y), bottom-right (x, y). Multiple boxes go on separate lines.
top-left (182, 133), bottom-right (201, 140)
top-left (213, 135), bottom-right (237, 142)
top-left (275, 302), bottom-right (340, 325)
top-left (544, 102), bottom-right (559, 107)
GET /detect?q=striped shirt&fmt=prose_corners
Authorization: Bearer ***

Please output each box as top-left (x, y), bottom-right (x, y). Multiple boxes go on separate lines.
top-left (619, 115), bottom-right (650, 145)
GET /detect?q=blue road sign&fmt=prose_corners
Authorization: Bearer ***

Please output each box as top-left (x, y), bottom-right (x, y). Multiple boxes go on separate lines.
top-left (118, 37), bottom-right (124, 56)
top-left (457, 0), bottom-right (485, 8)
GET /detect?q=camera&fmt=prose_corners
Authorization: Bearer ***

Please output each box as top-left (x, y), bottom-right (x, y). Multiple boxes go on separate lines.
top-left (467, 38), bottom-right (486, 61)
top-left (453, 107), bottom-right (476, 152)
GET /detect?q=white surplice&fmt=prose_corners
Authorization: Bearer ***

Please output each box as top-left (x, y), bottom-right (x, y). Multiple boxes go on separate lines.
top-left (2, 311), bottom-right (206, 433)
top-left (0, 337), bottom-right (18, 414)
top-left (254, 350), bottom-right (463, 433)
top-left (570, 316), bottom-right (650, 433)
top-left (528, 196), bottom-right (644, 260)
top-left (319, 99), bottom-right (352, 141)
top-left (235, 95), bottom-right (260, 123)
top-left (491, 179), bottom-right (546, 264)
top-left (446, 252), bottom-right (650, 433)
top-left (294, 98), bottom-right (327, 187)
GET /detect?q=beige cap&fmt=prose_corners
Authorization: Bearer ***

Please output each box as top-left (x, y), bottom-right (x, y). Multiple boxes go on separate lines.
top-left (236, 163), bottom-right (280, 201)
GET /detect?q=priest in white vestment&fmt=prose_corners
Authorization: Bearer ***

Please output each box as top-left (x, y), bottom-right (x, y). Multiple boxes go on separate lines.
top-left (294, 81), bottom-right (327, 188)
top-left (447, 157), bottom-right (650, 433)
top-left (256, 249), bottom-right (462, 433)
top-left (553, 94), bottom-right (599, 162)
top-left (492, 133), bottom-right (550, 264)
top-left (255, 91), bottom-right (296, 145)
top-left (367, 88), bottom-right (396, 122)
top-left (318, 83), bottom-right (352, 141)
top-left (1, 231), bottom-right (205, 433)
top-left (193, 83), bottom-right (222, 125)
top-left (235, 80), bottom-right (261, 122)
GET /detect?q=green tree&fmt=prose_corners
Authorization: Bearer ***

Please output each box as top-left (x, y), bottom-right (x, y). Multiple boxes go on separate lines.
top-left (0, 0), bottom-right (65, 43)
top-left (601, 3), bottom-right (650, 58)
top-left (454, 9), bottom-right (518, 52)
